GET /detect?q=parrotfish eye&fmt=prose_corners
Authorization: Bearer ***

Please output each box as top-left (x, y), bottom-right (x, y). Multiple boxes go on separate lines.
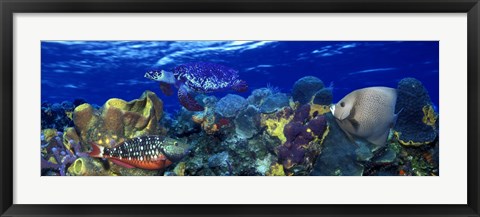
top-left (174, 142), bottom-right (178, 146)
top-left (340, 102), bottom-right (345, 107)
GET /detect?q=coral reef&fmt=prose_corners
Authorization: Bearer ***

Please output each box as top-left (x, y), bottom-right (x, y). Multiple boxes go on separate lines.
top-left (259, 93), bottom-right (290, 114)
top-left (41, 75), bottom-right (439, 177)
top-left (191, 96), bottom-right (232, 135)
top-left (247, 88), bottom-right (273, 107)
top-left (167, 108), bottom-right (200, 137)
top-left (41, 101), bottom-right (75, 131)
top-left (215, 94), bottom-right (248, 118)
top-left (310, 114), bottom-right (365, 176)
top-left (292, 76), bottom-right (325, 104)
top-left (234, 105), bottom-right (261, 139)
top-left (394, 78), bottom-right (438, 146)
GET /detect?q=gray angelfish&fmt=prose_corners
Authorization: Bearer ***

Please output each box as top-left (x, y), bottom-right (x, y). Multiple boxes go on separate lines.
top-left (330, 86), bottom-right (399, 147)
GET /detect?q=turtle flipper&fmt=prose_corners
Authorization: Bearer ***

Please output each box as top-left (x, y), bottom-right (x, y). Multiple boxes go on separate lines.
top-left (232, 80), bottom-right (248, 92)
top-left (178, 85), bottom-right (204, 111)
top-left (159, 82), bottom-right (174, 96)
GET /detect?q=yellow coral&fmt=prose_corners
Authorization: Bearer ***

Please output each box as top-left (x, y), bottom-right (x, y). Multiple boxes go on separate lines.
top-left (68, 157), bottom-right (88, 176)
top-left (309, 104), bottom-right (331, 116)
top-left (71, 91), bottom-right (163, 148)
top-left (48, 156), bottom-right (58, 164)
top-left (65, 111), bottom-right (73, 120)
top-left (63, 127), bottom-right (81, 153)
top-left (310, 124), bottom-right (330, 148)
top-left (42, 128), bottom-right (57, 142)
top-left (288, 99), bottom-right (297, 110)
top-left (319, 125), bottom-right (330, 144)
top-left (173, 162), bottom-right (186, 176)
top-left (73, 103), bottom-right (96, 130)
top-left (68, 157), bottom-right (112, 176)
top-left (422, 105), bottom-right (437, 127)
top-left (105, 98), bottom-right (127, 110)
top-left (261, 115), bottom-right (292, 143)
top-left (394, 131), bottom-right (430, 147)
top-left (267, 163), bottom-right (285, 176)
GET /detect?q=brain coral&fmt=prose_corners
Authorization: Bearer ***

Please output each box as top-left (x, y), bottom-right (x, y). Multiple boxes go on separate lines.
top-left (291, 76), bottom-right (325, 105)
top-left (215, 94), bottom-right (248, 118)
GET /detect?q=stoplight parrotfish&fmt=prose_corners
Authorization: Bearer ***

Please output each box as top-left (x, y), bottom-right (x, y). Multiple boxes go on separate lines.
top-left (144, 62), bottom-right (248, 111)
top-left (89, 136), bottom-right (190, 170)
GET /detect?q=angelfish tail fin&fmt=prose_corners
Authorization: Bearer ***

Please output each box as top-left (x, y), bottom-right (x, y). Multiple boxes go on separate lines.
top-left (89, 143), bottom-right (104, 158)
top-left (393, 107), bottom-right (404, 125)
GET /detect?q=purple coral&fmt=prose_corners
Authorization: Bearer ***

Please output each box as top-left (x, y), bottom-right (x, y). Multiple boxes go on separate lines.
top-left (276, 105), bottom-right (327, 169)
top-left (41, 134), bottom-right (88, 176)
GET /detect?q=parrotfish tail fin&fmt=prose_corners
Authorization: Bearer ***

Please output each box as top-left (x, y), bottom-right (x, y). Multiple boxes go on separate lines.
top-left (89, 143), bottom-right (104, 158)
top-left (232, 80), bottom-right (248, 92)
top-left (159, 82), bottom-right (174, 96)
top-left (178, 85), bottom-right (204, 111)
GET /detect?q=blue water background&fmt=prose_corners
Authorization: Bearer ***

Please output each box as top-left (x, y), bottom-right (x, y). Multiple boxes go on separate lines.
top-left (41, 41), bottom-right (439, 112)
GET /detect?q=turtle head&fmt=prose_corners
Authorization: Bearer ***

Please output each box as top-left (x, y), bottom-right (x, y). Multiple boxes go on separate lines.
top-left (144, 70), bottom-right (175, 84)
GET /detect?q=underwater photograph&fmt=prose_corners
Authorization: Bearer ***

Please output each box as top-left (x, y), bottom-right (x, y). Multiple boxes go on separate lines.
top-left (41, 41), bottom-right (439, 176)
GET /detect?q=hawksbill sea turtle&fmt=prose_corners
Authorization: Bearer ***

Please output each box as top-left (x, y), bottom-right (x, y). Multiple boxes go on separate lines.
top-left (144, 62), bottom-right (248, 111)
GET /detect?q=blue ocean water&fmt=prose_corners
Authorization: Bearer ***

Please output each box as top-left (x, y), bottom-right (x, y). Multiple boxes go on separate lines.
top-left (41, 41), bottom-right (439, 111)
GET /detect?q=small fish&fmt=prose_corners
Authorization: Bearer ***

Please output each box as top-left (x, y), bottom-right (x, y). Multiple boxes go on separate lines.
top-left (89, 136), bottom-right (190, 170)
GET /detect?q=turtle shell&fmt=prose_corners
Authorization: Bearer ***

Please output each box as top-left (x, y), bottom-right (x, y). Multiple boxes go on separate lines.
top-left (173, 62), bottom-right (239, 93)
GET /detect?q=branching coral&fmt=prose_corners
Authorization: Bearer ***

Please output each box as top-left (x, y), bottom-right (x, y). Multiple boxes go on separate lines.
top-left (41, 130), bottom-right (88, 176)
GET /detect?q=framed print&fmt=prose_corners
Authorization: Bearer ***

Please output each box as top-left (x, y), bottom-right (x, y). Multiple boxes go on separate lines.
top-left (1, 0), bottom-right (479, 217)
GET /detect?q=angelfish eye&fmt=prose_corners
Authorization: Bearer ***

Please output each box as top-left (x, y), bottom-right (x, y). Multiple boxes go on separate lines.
top-left (340, 102), bottom-right (345, 107)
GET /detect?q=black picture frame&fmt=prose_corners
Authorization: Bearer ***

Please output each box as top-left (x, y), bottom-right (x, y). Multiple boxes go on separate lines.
top-left (1, 0), bottom-right (479, 216)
